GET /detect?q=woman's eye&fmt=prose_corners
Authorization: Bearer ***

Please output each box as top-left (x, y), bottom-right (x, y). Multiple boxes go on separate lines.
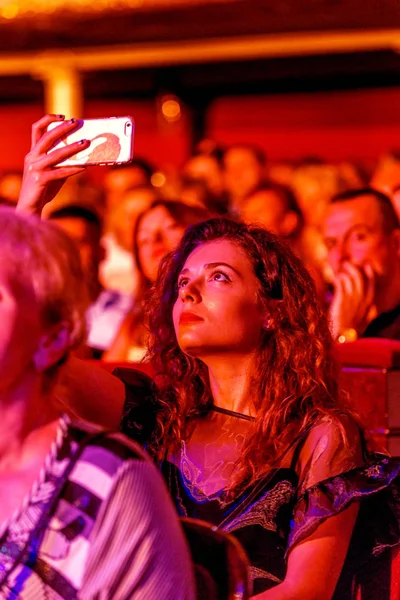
top-left (210, 271), bottom-right (230, 282)
top-left (178, 278), bottom-right (189, 288)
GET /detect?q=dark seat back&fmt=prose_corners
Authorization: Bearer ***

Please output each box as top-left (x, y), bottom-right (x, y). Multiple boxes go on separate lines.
top-left (180, 517), bottom-right (251, 600)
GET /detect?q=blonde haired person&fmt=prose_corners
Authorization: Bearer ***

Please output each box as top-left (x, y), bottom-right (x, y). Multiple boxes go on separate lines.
top-left (0, 204), bottom-right (194, 598)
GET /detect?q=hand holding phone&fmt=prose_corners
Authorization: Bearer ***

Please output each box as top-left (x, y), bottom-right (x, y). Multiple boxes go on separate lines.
top-left (47, 116), bottom-right (134, 167)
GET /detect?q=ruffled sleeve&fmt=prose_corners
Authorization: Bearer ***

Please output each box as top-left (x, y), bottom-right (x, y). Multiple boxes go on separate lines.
top-left (287, 415), bottom-right (400, 560)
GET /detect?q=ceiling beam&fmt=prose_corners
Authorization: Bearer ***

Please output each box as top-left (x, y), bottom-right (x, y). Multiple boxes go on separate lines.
top-left (0, 29), bottom-right (399, 77)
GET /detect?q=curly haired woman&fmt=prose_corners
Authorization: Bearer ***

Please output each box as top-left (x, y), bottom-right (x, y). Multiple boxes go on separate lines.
top-left (18, 115), bottom-right (400, 600)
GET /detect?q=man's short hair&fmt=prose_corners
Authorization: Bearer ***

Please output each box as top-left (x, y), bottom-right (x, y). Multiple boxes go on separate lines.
top-left (109, 158), bottom-right (154, 182)
top-left (48, 205), bottom-right (102, 236)
top-left (330, 187), bottom-right (400, 233)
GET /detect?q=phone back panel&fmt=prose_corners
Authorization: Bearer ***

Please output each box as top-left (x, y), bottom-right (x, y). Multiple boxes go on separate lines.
top-left (48, 116), bottom-right (134, 166)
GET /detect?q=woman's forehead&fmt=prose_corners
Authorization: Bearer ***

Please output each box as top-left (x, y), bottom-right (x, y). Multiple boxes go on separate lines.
top-left (139, 205), bottom-right (174, 231)
top-left (182, 239), bottom-right (250, 270)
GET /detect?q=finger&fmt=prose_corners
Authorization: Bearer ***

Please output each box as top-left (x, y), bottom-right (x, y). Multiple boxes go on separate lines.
top-left (336, 272), bottom-right (354, 297)
top-left (43, 166), bottom-right (86, 181)
top-left (341, 262), bottom-right (364, 297)
top-left (363, 263), bottom-right (376, 305)
top-left (29, 139), bottom-right (91, 172)
top-left (31, 114), bottom-right (65, 149)
top-left (31, 118), bottom-right (83, 156)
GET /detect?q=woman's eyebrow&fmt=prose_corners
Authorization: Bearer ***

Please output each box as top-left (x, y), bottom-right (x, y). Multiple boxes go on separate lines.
top-left (204, 262), bottom-right (240, 275)
top-left (179, 262), bottom-right (242, 277)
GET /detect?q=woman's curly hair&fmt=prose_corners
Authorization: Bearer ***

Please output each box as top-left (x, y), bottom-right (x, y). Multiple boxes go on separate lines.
top-left (146, 217), bottom-right (343, 495)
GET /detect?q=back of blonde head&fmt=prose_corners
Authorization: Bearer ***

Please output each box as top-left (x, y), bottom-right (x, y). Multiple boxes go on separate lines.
top-left (0, 207), bottom-right (88, 354)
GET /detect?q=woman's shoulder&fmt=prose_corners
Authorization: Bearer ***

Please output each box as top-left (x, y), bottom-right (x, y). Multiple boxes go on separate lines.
top-left (295, 412), bottom-right (364, 489)
top-left (302, 412), bottom-right (362, 455)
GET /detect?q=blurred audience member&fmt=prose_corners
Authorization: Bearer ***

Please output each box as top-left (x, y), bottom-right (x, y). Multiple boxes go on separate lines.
top-left (0, 170), bottom-right (23, 206)
top-left (291, 161), bottom-right (343, 229)
top-left (100, 185), bottom-right (159, 295)
top-left (223, 143), bottom-right (267, 211)
top-left (324, 188), bottom-right (400, 341)
top-left (0, 205), bottom-right (194, 600)
top-left (240, 182), bottom-right (301, 239)
top-left (103, 159), bottom-right (154, 211)
top-left (371, 150), bottom-right (400, 195)
top-left (183, 140), bottom-right (225, 198)
top-left (267, 159), bottom-right (296, 188)
top-left (180, 175), bottom-right (230, 215)
top-left (392, 184), bottom-right (400, 220)
top-left (44, 179), bottom-right (133, 357)
top-left (240, 182), bottom-right (326, 296)
top-left (105, 199), bottom-right (211, 362)
top-left (182, 140), bottom-right (229, 214)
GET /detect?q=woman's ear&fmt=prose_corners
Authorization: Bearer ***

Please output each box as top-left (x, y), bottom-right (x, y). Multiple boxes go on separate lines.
top-left (33, 322), bottom-right (70, 372)
top-left (263, 317), bottom-right (273, 330)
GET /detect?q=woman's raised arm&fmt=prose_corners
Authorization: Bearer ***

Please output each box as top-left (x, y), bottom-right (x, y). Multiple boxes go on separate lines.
top-left (17, 114), bottom-right (90, 216)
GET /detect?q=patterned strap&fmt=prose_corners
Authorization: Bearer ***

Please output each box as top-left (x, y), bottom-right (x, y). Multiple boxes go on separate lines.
top-left (0, 428), bottom-right (109, 590)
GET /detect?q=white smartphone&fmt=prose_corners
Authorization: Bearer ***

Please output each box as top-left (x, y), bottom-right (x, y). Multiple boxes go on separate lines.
top-left (47, 116), bottom-right (134, 166)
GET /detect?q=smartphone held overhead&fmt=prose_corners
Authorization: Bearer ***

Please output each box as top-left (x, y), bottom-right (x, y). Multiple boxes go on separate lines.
top-left (47, 116), bottom-right (134, 167)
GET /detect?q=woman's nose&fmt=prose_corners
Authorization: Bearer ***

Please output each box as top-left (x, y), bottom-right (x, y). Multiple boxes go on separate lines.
top-left (179, 280), bottom-right (201, 303)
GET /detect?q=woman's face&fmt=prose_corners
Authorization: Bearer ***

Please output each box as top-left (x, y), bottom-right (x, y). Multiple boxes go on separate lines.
top-left (0, 264), bottom-right (43, 393)
top-left (137, 205), bottom-right (186, 282)
top-left (173, 239), bottom-right (266, 359)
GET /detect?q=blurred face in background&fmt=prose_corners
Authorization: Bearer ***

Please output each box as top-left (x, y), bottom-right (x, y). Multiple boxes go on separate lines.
top-left (137, 205), bottom-right (186, 282)
top-left (183, 155), bottom-right (224, 197)
top-left (111, 187), bottom-right (157, 252)
top-left (49, 215), bottom-right (103, 301)
top-left (324, 195), bottom-right (399, 287)
top-left (223, 147), bottom-right (265, 207)
top-left (240, 189), bottom-right (298, 237)
top-left (104, 166), bottom-right (151, 210)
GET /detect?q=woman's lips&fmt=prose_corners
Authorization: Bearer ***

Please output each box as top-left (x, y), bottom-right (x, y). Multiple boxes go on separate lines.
top-left (179, 312), bottom-right (204, 324)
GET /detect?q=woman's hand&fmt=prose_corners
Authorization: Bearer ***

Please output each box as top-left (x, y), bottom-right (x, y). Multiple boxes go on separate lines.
top-left (17, 114), bottom-right (91, 216)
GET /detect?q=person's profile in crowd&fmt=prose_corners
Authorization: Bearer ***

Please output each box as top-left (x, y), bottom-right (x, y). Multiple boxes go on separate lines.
top-left (103, 158), bottom-right (154, 211)
top-left (43, 178), bottom-right (133, 357)
top-left (323, 187), bottom-right (400, 341)
top-left (223, 143), bottom-right (267, 211)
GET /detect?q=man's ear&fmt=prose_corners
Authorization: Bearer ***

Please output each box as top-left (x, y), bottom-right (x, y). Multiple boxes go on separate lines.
top-left (33, 322), bottom-right (70, 372)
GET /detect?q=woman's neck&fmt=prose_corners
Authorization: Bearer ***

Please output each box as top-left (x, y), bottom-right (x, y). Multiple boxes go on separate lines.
top-left (0, 380), bottom-right (60, 471)
top-left (206, 353), bottom-right (256, 416)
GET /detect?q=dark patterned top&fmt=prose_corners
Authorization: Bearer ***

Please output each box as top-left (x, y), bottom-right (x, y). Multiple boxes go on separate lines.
top-left (119, 369), bottom-right (400, 599)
